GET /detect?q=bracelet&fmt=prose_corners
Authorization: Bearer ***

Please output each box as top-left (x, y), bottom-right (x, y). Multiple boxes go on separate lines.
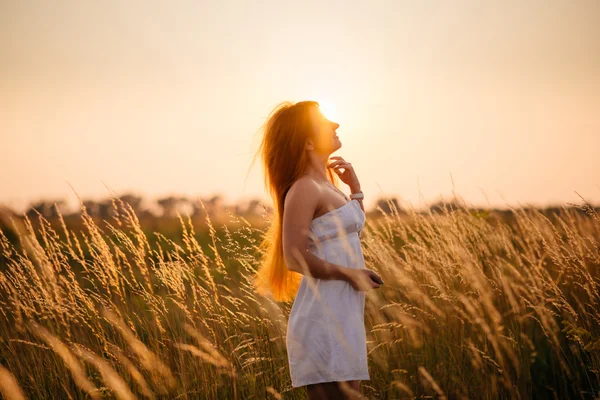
top-left (349, 191), bottom-right (364, 200)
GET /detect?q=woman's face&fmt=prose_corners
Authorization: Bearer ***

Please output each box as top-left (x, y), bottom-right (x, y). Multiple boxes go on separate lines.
top-left (309, 105), bottom-right (341, 155)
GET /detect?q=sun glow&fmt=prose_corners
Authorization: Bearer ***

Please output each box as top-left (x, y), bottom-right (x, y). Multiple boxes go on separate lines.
top-left (317, 100), bottom-right (338, 123)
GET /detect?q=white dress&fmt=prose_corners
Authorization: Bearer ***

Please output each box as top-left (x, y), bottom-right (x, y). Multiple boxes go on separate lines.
top-left (286, 199), bottom-right (370, 387)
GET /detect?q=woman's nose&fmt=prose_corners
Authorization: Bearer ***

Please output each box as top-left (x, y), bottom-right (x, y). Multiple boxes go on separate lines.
top-left (332, 122), bottom-right (340, 129)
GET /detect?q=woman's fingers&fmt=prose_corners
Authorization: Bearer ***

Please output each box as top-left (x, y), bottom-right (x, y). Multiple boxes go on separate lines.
top-left (368, 270), bottom-right (384, 285)
top-left (363, 270), bottom-right (382, 290)
top-left (374, 274), bottom-right (384, 285)
top-left (329, 162), bottom-right (352, 171)
top-left (327, 160), bottom-right (347, 168)
top-left (349, 270), bottom-right (383, 291)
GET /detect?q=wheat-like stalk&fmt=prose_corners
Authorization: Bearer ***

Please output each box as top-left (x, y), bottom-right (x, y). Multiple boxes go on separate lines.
top-left (0, 195), bottom-right (598, 398)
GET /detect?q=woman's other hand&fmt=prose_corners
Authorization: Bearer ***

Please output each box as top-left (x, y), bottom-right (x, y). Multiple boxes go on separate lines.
top-left (343, 268), bottom-right (384, 291)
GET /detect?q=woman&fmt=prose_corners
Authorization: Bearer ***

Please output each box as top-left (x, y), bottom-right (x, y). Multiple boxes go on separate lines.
top-left (252, 100), bottom-right (384, 399)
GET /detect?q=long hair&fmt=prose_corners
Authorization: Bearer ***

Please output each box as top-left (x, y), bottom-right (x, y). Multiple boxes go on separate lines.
top-left (250, 100), bottom-right (341, 302)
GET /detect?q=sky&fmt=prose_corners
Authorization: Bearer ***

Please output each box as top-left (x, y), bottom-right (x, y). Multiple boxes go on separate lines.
top-left (1, 0), bottom-right (599, 214)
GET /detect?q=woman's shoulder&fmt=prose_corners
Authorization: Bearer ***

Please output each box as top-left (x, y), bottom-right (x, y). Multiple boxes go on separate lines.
top-left (289, 175), bottom-right (321, 194)
top-left (285, 176), bottom-right (321, 206)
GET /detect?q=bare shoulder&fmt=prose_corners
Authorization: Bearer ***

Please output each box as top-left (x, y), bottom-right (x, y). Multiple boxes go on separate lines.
top-left (287, 176), bottom-right (320, 199)
top-left (284, 176), bottom-right (321, 217)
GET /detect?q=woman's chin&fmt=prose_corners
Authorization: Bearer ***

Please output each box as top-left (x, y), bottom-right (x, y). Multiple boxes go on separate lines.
top-left (326, 140), bottom-right (342, 154)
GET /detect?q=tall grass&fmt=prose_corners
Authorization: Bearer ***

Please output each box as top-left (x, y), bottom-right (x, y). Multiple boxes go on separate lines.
top-left (0, 195), bottom-right (599, 399)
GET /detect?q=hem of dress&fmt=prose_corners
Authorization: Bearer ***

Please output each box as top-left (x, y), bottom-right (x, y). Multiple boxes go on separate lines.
top-left (292, 373), bottom-right (371, 388)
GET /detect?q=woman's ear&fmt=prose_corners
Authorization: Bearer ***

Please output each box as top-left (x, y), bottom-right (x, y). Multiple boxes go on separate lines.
top-left (305, 138), bottom-right (315, 151)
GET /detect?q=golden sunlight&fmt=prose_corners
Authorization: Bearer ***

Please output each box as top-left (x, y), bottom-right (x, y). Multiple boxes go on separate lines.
top-left (317, 100), bottom-right (339, 123)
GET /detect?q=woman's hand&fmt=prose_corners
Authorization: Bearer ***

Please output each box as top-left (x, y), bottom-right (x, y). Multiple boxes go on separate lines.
top-left (327, 156), bottom-right (361, 192)
top-left (343, 268), bottom-right (384, 291)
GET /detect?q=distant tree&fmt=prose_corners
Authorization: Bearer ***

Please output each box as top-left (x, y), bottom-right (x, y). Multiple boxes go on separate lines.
top-left (157, 196), bottom-right (179, 218)
top-left (97, 200), bottom-right (117, 219)
top-left (26, 199), bottom-right (69, 219)
top-left (79, 199), bottom-right (117, 219)
top-left (119, 193), bottom-right (144, 215)
top-left (137, 209), bottom-right (157, 218)
top-left (205, 195), bottom-right (224, 218)
top-left (374, 196), bottom-right (405, 216)
top-left (82, 199), bottom-right (101, 217)
top-left (428, 199), bottom-right (464, 214)
top-left (157, 195), bottom-right (192, 217)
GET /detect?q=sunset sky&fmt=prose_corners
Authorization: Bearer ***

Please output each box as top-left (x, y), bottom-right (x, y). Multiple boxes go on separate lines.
top-left (2, 0), bottom-right (599, 214)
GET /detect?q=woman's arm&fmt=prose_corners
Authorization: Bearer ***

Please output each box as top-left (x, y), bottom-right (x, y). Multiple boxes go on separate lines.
top-left (282, 178), bottom-right (351, 280)
top-left (282, 178), bottom-right (383, 290)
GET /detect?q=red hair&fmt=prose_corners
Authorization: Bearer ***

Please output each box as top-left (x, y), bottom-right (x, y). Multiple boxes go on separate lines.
top-left (250, 100), bottom-right (341, 302)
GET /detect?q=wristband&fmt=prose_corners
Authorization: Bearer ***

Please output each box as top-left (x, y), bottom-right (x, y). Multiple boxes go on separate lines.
top-left (349, 191), bottom-right (364, 200)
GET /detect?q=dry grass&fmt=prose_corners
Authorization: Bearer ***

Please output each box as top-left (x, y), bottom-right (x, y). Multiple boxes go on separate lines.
top-left (0, 195), bottom-right (599, 399)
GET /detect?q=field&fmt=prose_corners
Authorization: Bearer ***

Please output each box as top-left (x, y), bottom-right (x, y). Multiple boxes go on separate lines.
top-left (0, 196), bottom-right (599, 399)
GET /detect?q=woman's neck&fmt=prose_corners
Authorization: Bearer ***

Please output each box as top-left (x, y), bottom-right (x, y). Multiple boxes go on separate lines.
top-left (304, 153), bottom-right (329, 181)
